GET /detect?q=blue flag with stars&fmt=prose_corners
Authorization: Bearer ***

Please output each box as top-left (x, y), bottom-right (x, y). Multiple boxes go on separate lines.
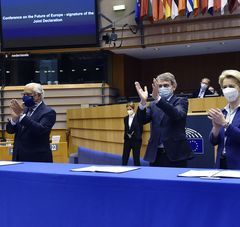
top-left (188, 138), bottom-right (204, 154)
top-left (135, 0), bottom-right (141, 24)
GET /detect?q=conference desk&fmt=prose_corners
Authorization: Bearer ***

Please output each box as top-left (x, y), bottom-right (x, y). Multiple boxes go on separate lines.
top-left (0, 142), bottom-right (68, 163)
top-left (0, 163), bottom-right (239, 227)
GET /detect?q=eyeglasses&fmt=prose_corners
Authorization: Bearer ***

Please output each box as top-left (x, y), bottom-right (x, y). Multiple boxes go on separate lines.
top-left (159, 84), bottom-right (170, 88)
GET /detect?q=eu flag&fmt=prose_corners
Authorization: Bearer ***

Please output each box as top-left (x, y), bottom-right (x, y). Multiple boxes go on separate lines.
top-left (135, 0), bottom-right (141, 24)
top-left (188, 138), bottom-right (204, 154)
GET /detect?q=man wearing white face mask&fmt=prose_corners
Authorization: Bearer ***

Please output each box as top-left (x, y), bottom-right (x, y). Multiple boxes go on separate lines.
top-left (135, 72), bottom-right (193, 167)
top-left (192, 77), bottom-right (213, 98)
top-left (122, 102), bottom-right (143, 166)
top-left (209, 70), bottom-right (240, 169)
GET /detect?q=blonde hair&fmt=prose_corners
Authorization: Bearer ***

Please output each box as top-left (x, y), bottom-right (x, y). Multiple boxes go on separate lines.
top-left (126, 102), bottom-right (135, 109)
top-left (219, 70), bottom-right (240, 87)
top-left (156, 72), bottom-right (177, 88)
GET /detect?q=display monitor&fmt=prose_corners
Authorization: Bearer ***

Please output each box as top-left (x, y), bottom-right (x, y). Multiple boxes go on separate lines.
top-left (0, 0), bottom-right (99, 51)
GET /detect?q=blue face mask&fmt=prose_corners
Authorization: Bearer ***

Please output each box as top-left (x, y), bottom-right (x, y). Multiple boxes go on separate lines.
top-left (22, 95), bottom-right (35, 107)
top-left (159, 87), bottom-right (173, 99)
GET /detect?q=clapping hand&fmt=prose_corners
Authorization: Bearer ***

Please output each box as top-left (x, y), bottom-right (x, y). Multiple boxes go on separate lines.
top-left (10, 99), bottom-right (23, 122)
top-left (135, 82), bottom-right (148, 105)
top-left (208, 108), bottom-right (226, 128)
top-left (152, 78), bottom-right (159, 100)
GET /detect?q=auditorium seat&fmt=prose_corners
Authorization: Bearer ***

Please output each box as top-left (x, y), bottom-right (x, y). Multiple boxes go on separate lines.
top-left (69, 146), bottom-right (148, 166)
top-left (69, 152), bottom-right (79, 164)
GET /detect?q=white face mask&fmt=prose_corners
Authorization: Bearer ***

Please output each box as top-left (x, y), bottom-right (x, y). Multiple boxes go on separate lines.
top-left (127, 109), bottom-right (134, 116)
top-left (222, 87), bottom-right (239, 102)
top-left (158, 87), bottom-right (173, 99)
top-left (201, 83), bottom-right (208, 90)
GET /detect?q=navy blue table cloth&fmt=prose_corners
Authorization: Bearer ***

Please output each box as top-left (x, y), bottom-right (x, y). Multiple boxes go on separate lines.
top-left (0, 162), bottom-right (239, 227)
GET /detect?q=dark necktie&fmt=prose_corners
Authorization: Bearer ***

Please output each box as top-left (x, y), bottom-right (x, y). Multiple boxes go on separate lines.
top-left (27, 108), bottom-right (33, 117)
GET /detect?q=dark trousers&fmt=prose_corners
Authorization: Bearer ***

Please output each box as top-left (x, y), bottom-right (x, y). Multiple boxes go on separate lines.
top-left (220, 156), bottom-right (227, 169)
top-left (122, 139), bottom-right (142, 166)
top-left (150, 148), bottom-right (187, 167)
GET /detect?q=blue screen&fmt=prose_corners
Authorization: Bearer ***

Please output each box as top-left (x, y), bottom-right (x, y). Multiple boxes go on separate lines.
top-left (0, 0), bottom-right (99, 50)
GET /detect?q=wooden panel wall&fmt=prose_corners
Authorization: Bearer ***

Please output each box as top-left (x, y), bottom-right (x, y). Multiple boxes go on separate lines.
top-left (67, 103), bottom-right (150, 156)
top-left (112, 54), bottom-right (125, 96)
top-left (119, 52), bottom-right (240, 97)
top-left (67, 97), bottom-right (226, 156)
top-left (1, 83), bottom-right (117, 141)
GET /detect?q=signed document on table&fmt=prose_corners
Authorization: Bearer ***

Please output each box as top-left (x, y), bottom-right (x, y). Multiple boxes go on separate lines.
top-left (71, 165), bottom-right (140, 173)
top-left (178, 169), bottom-right (240, 179)
top-left (0, 161), bottom-right (23, 166)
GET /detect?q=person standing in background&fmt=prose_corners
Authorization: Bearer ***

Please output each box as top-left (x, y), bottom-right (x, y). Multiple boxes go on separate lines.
top-left (135, 72), bottom-right (193, 167)
top-left (192, 77), bottom-right (213, 98)
top-left (6, 83), bottom-right (56, 162)
top-left (122, 102), bottom-right (143, 166)
top-left (209, 70), bottom-right (240, 169)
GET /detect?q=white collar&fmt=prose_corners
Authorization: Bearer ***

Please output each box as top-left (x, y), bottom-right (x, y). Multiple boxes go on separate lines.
top-left (224, 103), bottom-right (240, 113)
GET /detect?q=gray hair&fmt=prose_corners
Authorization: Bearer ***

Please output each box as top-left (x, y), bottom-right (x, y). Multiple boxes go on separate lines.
top-left (25, 83), bottom-right (44, 98)
top-left (156, 72), bottom-right (177, 88)
top-left (219, 70), bottom-right (240, 87)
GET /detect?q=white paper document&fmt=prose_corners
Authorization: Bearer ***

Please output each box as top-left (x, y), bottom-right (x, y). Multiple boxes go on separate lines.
top-left (178, 170), bottom-right (221, 178)
top-left (178, 169), bottom-right (240, 179)
top-left (214, 170), bottom-right (240, 178)
top-left (71, 165), bottom-right (140, 173)
top-left (0, 161), bottom-right (23, 166)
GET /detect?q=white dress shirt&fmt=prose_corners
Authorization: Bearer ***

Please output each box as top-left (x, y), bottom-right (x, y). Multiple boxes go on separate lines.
top-left (128, 113), bottom-right (135, 128)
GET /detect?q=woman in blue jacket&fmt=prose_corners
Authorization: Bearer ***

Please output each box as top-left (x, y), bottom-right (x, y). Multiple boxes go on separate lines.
top-left (209, 70), bottom-right (240, 169)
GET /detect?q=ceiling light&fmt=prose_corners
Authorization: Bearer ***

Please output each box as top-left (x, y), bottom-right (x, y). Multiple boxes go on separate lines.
top-left (113, 4), bottom-right (126, 11)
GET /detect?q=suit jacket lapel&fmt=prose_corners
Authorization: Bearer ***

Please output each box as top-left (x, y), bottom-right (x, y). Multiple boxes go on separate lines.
top-left (125, 116), bottom-right (130, 131)
top-left (231, 108), bottom-right (240, 127)
top-left (130, 115), bottom-right (137, 130)
top-left (152, 101), bottom-right (164, 125)
top-left (30, 102), bottom-right (44, 120)
top-left (155, 95), bottom-right (177, 124)
top-left (168, 95), bottom-right (177, 104)
top-left (20, 103), bottom-right (45, 134)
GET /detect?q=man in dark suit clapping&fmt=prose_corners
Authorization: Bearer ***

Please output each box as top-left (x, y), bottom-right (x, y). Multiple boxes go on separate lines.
top-left (122, 102), bottom-right (143, 166)
top-left (6, 83), bottom-right (56, 162)
top-left (135, 72), bottom-right (193, 167)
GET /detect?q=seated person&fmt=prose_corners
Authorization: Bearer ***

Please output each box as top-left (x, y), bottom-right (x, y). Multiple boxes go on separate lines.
top-left (191, 77), bottom-right (213, 98)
